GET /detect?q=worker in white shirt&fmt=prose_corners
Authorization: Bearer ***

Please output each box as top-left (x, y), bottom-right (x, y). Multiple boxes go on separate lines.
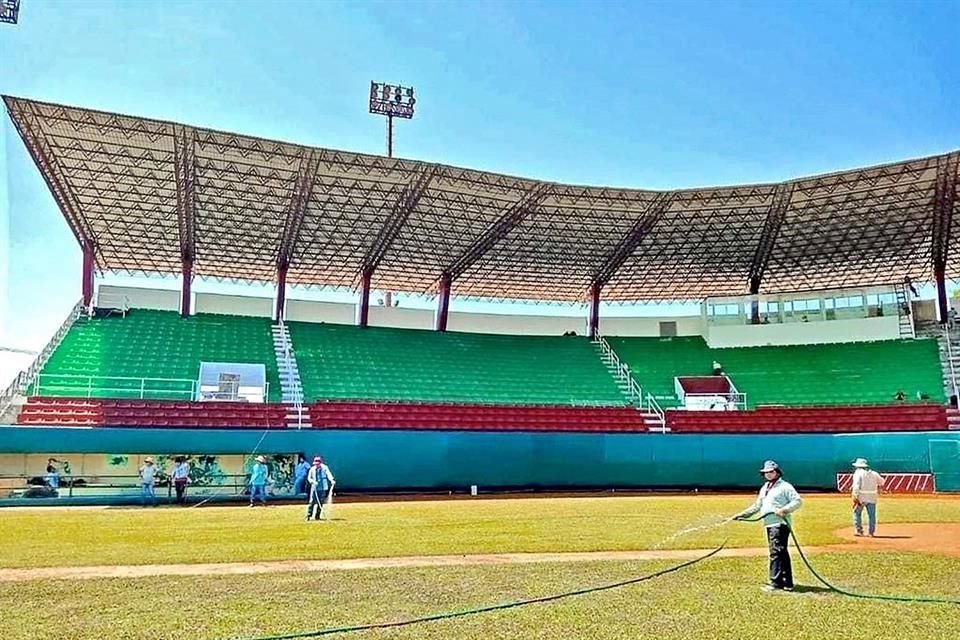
top-left (171, 456), bottom-right (191, 505)
top-left (851, 458), bottom-right (885, 537)
top-left (139, 457), bottom-right (158, 507)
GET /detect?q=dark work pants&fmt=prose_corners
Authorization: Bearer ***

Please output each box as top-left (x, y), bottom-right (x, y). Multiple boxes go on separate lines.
top-left (174, 480), bottom-right (187, 504)
top-left (767, 524), bottom-right (793, 588)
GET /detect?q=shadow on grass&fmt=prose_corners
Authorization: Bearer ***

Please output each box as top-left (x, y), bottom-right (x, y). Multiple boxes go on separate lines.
top-left (791, 584), bottom-right (833, 595)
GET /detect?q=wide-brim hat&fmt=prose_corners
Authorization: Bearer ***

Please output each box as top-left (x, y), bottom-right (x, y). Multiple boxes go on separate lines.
top-left (852, 458), bottom-right (870, 468)
top-left (759, 460), bottom-right (780, 474)
top-left (255, 455), bottom-right (266, 463)
top-left (144, 456), bottom-right (154, 464)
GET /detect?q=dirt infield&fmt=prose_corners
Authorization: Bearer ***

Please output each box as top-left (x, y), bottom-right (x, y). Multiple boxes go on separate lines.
top-left (1, 523), bottom-right (957, 583)
top-left (833, 523), bottom-right (960, 558)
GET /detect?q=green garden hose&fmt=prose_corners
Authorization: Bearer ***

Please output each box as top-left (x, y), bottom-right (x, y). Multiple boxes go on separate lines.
top-left (233, 543), bottom-right (727, 640)
top-left (735, 514), bottom-right (960, 605)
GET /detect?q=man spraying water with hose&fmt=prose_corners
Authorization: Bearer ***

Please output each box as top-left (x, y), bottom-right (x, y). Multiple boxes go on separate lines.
top-left (731, 460), bottom-right (803, 592)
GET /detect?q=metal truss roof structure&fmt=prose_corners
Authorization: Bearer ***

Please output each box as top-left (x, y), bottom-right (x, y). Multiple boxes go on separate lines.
top-left (5, 95), bottom-right (959, 302)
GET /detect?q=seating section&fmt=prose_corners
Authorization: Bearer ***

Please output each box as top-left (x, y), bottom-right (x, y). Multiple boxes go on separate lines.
top-left (289, 323), bottom-right (626, 406)
top-left (608, 336), bottom-right (945, 408)
top-left (16, 397), bottom-right (947, 434)
top-left (310, 401), bottom-right (649, 432)
top-left (17, 397), bottom-right (289, 429)
top-left (666, 405), bottom-right (946, 433)
top-left (36, 309), bottom-right (281, 401)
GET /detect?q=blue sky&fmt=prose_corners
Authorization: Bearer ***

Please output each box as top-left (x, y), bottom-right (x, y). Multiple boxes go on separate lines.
top-left (2, 0), bottom-right (960, 365)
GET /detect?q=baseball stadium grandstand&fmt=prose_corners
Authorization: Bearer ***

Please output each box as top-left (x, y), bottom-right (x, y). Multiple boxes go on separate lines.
top-left (2, 96), bottom-right (959, 503)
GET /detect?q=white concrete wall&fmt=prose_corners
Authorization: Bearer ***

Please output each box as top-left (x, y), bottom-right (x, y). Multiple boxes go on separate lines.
top-left (285, 300), bottom-right (356, 325)
top-left (368, 306), bottom-right (434, 330)
top-left (100, 286), bottom-right (905, 347)
top-left (194, 293), bottom-right (273, 318)
top-left (602, 316), bottom-right (705, 337)
top-left (446, 312), bottom-right (705, 337)
top-left (706, 315), bottom-right (903, 348)
top-left (98, 285), bottom-right (179, 312)
top-left (447, 312), bottom-right (585, 335)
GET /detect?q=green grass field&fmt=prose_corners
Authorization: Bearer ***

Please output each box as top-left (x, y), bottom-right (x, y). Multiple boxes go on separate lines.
top-left (1, 495), bottom-right (958, 640)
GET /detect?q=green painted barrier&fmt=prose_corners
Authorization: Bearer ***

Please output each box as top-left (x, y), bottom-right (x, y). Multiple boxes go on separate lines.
top-left (2, 427), bottom-right (958, 499)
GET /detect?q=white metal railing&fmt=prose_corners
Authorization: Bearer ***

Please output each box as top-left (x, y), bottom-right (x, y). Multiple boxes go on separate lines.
top-left (197, 382), bottom-right (270, 403)
top-left (645, 394), bottom-right (666, 432)
top-left (680, 392), bottom-right (748, 411)
top-left (0, 300), bottom-right (85, 417)
top-left (674, 376), bottom-right (747, 411)
top-left (35, 374), bottom-right (197, 400)
top-left (943, 325), bottom-right (960, 404)
top-left (275, 321), bottom-right (305, 429)
top-left (93, 292), bottom-right (130, 317)
top-left (594, 335), bottom-right (642, 404)
top-left (593, 334), bottom-right (666, 429)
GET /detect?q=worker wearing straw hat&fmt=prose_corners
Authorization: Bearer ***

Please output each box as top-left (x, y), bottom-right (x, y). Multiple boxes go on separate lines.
top-left (248, 455), bottom-right (270, 507)
top-left (851, 458), bottom-right (885, 537)
top-left (733, 460), bottom-right (803, 592)
top-left (139, 457), bottom-right (158, 507)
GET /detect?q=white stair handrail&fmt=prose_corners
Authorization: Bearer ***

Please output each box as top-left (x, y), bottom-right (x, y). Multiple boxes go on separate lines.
top-left (594, 333), bottom-right (666, 429)
top-left (646, 394), bottom-right (666, 432)
top-left (594, 335), bottom-right (642, 404)
top-left (275, 320), bottom-right (305, 429)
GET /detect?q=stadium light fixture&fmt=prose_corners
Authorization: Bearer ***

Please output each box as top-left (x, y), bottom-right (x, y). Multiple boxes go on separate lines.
top-left (0, 0), bottom-right (20, 24)
top-left (369, 81), bottom-right (416, 158)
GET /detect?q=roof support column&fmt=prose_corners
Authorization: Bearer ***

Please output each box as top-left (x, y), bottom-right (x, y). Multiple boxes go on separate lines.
top-left (746, 182), bottom-right (793, 325)
top-left (435, 272), bottom-right (451, 332)
top-left (931, 152), bottom-right (959, 324)
top-left (180, 257), bottom-right (193, 317)
top-left (749, 275), bottom-right (761, 325)
top-left (173, 125), bottom-right (197, 318)
top-left (588, 283), bottom-right (601, 339)
top-left (275, 263), bottom-right (288, 323)
top-left (935, 259), bottom-right (949, 324)
top-left (357, 267), bottom-right (373, 328)
top-left (81, 243), bottom-right (95, 308)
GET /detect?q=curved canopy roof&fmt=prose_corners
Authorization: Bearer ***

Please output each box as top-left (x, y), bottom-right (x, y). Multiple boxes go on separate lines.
top-left (5, 95), bottom-right (958, 302)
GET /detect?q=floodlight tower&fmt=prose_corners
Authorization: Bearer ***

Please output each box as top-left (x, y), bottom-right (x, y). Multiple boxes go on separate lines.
top-left (369, 81), bottom-right (416, 158)
top-left (0, 0), bottom-right (21, 24)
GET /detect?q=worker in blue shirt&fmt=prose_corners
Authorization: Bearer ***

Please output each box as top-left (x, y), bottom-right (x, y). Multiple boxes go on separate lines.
top-left (249, 455), bottom-right (270, 507)
top-left (734, 460), bottom-right (803, 592)
top-left (293, 455), bottom-right (311, 495)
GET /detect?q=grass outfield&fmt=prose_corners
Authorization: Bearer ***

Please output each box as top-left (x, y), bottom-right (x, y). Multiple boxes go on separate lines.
top-left (2, 495), bottom-right (959, 568)
top-left (1, 495), bottom-right (959, 640)
top-left (1, 554), bottom-right (958, 640)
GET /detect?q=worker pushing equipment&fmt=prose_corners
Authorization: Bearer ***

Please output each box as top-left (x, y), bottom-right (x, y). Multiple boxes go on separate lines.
top-left (305, 456), bottom-right (336, 521)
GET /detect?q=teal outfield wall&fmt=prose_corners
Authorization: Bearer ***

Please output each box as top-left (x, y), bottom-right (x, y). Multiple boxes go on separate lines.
top-left (2, 427), bottom-right (958, 491)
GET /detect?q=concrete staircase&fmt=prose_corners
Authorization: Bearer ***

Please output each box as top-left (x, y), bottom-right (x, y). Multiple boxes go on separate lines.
top-left (1, 300), bottom-right (85, 423)
top-left (0, 397), bottom-right (24, 425)
top-left (928, 326), bottom-right (960, 404)
top-left (947, 408), bottom-right (960, 430)
top-left (271, 323), bottom-right (312, 429)
top-left (592, 337), bottom-right (667, 432)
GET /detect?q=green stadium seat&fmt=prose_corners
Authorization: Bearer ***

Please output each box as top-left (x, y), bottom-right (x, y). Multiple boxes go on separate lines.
top-left (34, 309), bottom-right (282, 401)
top-left (288, 323), bottom-right (626, 406)
top-left (607, 336), bottom-right (945, 408)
